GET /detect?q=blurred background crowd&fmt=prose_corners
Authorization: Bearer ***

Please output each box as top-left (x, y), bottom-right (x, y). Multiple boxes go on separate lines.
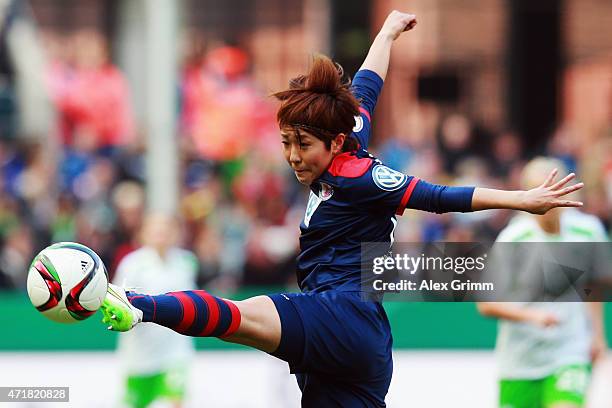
top-left (0, 0), bottom-right (610, 291)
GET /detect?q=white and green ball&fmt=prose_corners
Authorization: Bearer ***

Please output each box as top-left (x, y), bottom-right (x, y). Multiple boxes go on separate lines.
top-left (26, 242), bottom-right (108, 323)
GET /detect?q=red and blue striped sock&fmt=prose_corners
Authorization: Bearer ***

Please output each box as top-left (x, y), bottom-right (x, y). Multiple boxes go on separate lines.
top-left (127, 290), bottom-right (241, 338)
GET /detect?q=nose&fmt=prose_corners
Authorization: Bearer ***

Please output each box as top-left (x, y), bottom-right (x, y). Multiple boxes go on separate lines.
top-left (289, 144), bottom-right (302, 165)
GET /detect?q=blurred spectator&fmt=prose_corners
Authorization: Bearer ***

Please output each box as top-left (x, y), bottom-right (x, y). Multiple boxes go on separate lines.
top-left (578, 134), bottom-right (612, 230)
top-left (378, 132), bottom-right (415, 173)
top-left (47, 29), bottom-right (134, 151)
top-left (191, 222), bottom-right (222, 287)
top-left (490, 130), bottom-right (523, 177)
top-left (109, 181), bottom-right (145, 281)
top-left (437, 113), bottom-right (475, 174)
top-left (0, 223), bottom-right (33, 288)
top-left (0, 140), bottom-right (26, 197)
top-left (0, 196), bottom-right (20, 237)
top-left (547, 124), bottom-right (579, 173)
top-left (50, 193), bottom-right (77, 243)
top-left (180, 45), bottom-right (278, 172)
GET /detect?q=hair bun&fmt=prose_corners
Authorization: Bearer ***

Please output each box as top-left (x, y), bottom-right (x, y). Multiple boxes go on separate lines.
top-left (304, 55), bottom-right (344, 94)
top-left (272, 53), bottom-right (360, 151)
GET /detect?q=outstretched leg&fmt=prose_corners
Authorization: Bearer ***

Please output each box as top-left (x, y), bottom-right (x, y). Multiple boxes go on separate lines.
top-left (102, 283), bottom-right (282, 353)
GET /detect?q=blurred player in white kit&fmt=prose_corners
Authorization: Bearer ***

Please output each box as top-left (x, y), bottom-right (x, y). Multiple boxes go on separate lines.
top-left (114, 212), bottom-right (198, 408)
top-left (479, 157), bottom-right (609, 408)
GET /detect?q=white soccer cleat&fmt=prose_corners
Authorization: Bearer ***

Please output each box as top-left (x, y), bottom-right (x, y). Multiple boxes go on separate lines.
top-left (100, 283), bottom-right (143, 331)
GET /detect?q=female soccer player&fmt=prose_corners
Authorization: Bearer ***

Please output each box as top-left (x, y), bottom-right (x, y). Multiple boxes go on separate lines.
top-left (102, 11), bottom-right (585, 407)
top-left (478, 157), bottom-right (607, 408)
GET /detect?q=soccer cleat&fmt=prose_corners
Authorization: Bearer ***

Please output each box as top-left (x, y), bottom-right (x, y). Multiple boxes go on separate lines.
top-left (100, 283), bottom-right (143, 331)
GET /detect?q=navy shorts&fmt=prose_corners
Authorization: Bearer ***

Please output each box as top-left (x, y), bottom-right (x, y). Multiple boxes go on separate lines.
top-left (269, 291), bottom-right (393, 407)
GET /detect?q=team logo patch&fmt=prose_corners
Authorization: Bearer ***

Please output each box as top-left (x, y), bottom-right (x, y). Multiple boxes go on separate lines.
top-left (352, 115), bottom-right (364, 133)
top-left (372, 165), bottom-right (407, 191)
top-left (319, 182), bottom-right (334, 201)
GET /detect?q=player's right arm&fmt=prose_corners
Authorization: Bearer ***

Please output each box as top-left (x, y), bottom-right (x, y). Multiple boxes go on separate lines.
top-left (359, 10), bottom-right (417, 81)
top-left (350, 11), bottom-right (417, 150)
top-left (477, 303), bottom-right (559, 328)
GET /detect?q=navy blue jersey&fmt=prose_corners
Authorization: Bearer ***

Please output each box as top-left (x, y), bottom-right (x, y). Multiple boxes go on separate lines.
top-left (297, 70), bottom-right (475, 292)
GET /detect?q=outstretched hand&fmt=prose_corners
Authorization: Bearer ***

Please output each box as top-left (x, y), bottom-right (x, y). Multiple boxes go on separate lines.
top-left (521, 168), bottom-right (584, 215)
top-left (379, 10), bottom-right (417, 41)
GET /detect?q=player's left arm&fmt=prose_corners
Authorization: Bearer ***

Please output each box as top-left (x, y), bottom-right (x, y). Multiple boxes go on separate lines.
top-left (404, 168), bottom-right (583, 215)
top-left (587, 302), bottom-right (607, 363)
top-left (354, 165), bottom-right (583, 216)
top-left (349, 164), bottom-right (474, 215)
top-left (471, 169), bottom-right (584, 214)
top-left (398, 179), bottom-right (474, 215)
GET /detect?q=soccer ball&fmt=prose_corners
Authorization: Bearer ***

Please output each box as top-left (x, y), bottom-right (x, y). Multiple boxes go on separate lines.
top-left (26, 242), bottom-right (109, 323)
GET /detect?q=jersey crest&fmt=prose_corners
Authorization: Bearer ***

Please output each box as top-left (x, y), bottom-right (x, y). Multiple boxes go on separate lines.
top-left (319, 182), bottom-right (334, 201)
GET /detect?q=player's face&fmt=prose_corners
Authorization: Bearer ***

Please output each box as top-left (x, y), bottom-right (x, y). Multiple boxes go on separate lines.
top-left (280, 128), bottom-right (335, 185)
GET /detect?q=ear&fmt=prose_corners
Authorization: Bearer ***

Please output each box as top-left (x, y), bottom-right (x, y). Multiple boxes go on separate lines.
top-left (331, 133), bottom-right (346, 155)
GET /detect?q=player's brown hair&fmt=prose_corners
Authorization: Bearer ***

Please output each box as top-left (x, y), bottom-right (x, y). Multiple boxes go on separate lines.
top-left (273, 54), bottom-right (360, 152)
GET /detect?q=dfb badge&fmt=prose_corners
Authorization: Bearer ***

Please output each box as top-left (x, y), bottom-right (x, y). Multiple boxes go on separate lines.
top-left (372, 165), bottom-right (407, 191)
